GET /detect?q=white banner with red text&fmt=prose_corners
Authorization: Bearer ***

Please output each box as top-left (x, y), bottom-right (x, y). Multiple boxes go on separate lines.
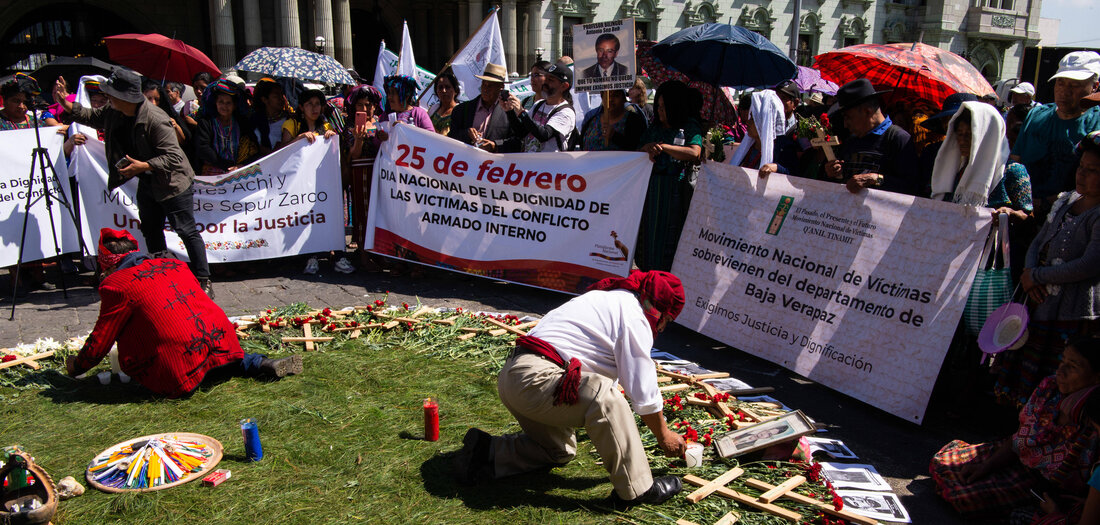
top-left (366, 124), bottom-right (650, 293)
top-left (71, 137), bottom-right (344, 262)
top-left (670, 164), bottom-right (992, 423)
top-left (0, 127), bottom-right (82, 267)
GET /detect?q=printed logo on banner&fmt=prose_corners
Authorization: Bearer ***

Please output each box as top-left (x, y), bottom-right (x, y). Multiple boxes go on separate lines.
top-left (588, 231), bottom-right (630, 264)
top-left (766, 196), bottom-right (795, 236)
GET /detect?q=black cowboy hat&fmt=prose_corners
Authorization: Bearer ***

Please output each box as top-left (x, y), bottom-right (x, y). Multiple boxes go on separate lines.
top-left (919, 92), bottom-right (980, 134)
top-left (827, 78), bottom-right (891, 116)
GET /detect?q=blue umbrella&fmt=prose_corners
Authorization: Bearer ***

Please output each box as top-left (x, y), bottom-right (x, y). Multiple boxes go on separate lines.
top-left (233, 47), bottom-right (354, 85)
top-left (651, 24), bottom-right (797, 89)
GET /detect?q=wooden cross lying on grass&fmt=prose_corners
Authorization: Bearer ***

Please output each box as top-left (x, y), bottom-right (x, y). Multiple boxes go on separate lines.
top-left (681, 467), bottom-right (880, 525)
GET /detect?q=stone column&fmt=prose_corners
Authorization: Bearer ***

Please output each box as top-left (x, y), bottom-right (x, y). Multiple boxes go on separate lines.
top-left (458, 0), bottom-right (470, 43)
top-left (209, 0), bottom-right (236, 70)
top-left (242, 0), bottom-right (262, 54)
top-left (551, 8), bottom-right (563, 61)
top-left (315, 0), bottom-right (336, 57)
top-left (415, 8), bottom-right (430, 64)
top-left (278, 0), bottom-right (302, 48)
top-left (469, 0), bottom-right (484, 37)
top-left (441, 7), bottom-right (456, 62)
top-left (527, 1), bottom-right (543, 68)
top-left (501, 0), bottom-right (517, 75)
top-left (333, 0), bottom-right (353, 66)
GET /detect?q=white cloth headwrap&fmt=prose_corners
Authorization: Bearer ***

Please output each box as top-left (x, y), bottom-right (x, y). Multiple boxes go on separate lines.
top-left (71, 75), bottom-right (108, 140)
top-left (930, 101), bottom-right (1008, 206)
top-left (729, 90), bottom-right (786, 169)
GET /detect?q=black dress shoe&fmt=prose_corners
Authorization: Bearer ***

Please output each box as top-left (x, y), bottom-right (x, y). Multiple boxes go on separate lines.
top-left (608, 475), bottom-right (683, 507)
top-left (452, 428), bottom-right (494, 485)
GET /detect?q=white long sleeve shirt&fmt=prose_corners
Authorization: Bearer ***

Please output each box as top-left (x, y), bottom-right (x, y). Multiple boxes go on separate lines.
top-left (526, 289), bottom-right (662, 415)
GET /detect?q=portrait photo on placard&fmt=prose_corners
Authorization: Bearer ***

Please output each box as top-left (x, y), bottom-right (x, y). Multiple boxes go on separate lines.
top-left (572, 18), bottom-right (636, 92)
top-left (713, 410), bottom-right (815, 458)
top-left (835, 490), bottom-right (911, 523)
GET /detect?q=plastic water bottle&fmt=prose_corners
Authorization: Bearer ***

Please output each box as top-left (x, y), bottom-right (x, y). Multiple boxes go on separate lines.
top-left (674, 128), bottom-right (685, 146)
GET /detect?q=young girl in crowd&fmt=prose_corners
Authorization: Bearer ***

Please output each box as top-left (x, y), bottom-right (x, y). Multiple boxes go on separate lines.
top-left (281, 88), bottom-right (338, 146)
top-left (376, 75), bottom-right (434, 140)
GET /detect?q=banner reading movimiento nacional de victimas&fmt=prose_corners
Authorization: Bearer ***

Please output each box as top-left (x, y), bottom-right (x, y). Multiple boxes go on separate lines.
top-left (366, 124), bottom-right (651, 293)
top-left (73, 137), bottom-right (344, 262)
top-left (671, 165), bottom-right (992, 422)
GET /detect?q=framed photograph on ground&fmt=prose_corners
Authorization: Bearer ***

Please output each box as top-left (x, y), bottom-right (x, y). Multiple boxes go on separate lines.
top-left (802, 436), bottom-right (858, 459)
top-left (713, 410), bottom-right (815, 458)
top-left (835, 489), bottom-right (911, 523)
top-left (818, 462), bottom-right (891, 491)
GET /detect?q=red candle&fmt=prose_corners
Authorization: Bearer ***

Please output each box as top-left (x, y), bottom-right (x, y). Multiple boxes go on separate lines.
top-left (423, 398), bottom-right (439, 441)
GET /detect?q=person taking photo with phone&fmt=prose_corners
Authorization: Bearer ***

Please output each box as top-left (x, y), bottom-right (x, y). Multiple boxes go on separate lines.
top-left (53, 68), bottom-right (214, 298)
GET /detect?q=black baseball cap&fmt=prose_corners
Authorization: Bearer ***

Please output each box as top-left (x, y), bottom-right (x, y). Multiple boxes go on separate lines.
top-left (544, 63), bottom-right (573, 86)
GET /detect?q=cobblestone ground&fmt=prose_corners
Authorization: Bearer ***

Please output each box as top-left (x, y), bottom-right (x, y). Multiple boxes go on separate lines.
top-left (2, 258), bottom-right (1006, 524)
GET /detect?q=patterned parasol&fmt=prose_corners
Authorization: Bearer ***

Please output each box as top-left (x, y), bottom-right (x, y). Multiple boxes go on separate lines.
top-left (233, 47), bottom-right (354, 85)
top-left (635, 41), bottom-right (741, 130)
top-left (812, 43), bottom-right (995, 107)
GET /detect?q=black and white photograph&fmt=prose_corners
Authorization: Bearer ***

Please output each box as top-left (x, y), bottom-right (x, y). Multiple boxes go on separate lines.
top-left (803, 436), bottom-right (859, 459)
top-left (818, 462), bottom-right (891, 491)
top-left (713, 410), bottom-right (815, 458)
top-left (835, 490), bottom-right (911, 523)
top-left (571, 18), bottom-right (636, 92)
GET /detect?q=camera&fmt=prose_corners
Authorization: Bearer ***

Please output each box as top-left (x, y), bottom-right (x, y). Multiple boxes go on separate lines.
top-left (500, 91), bottom-right (512, 101)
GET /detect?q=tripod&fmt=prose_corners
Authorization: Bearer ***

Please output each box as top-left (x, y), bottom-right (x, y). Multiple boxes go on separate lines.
top-left (8, 107), bottom-right (90, 320)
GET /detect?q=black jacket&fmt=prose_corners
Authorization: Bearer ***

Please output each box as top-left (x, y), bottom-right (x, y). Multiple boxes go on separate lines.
top-left (447, 97), bottom-right (520, 152)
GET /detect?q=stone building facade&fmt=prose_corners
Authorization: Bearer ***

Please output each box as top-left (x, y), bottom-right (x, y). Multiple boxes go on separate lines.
top-left (1, 0), bottom-right (1043, 86)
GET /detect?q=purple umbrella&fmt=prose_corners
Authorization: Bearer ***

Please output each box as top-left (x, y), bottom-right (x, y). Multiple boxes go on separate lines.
top-left (795, 66), bottom-right (838, 95)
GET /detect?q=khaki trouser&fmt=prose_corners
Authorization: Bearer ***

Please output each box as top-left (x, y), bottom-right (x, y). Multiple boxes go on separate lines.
top-left (493, 352), bottom-right (654, 500)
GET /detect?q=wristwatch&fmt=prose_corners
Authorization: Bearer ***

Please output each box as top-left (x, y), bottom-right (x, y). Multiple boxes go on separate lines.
top-left (874, 174), bottom-right (885, 187)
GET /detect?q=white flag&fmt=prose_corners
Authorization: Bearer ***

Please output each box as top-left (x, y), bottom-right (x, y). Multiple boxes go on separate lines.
top-left (372, 40), bottom-right (390, 93)
top-left (435, 10), bottom-right (508, 103)
top-left (373, 39), bottom-right (437, 108)
top-left (398, 21), bottom-right (417, 78)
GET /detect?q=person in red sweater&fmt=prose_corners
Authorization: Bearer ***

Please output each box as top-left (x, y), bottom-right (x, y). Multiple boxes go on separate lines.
top-left (65, 229), bottom-right (301, 397)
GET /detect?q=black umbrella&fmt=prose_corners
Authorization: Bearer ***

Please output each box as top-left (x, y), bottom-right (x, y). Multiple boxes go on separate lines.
top-left (651, 24), bottom-right (797, 89)
top-left (31, 56), bottom-right (117, 101)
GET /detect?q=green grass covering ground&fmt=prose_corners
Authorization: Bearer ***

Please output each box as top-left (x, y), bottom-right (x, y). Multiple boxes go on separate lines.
top-left (1, 303), bottom-right (842, 525)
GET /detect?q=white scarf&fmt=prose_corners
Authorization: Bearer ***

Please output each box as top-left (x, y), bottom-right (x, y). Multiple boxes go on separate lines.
top-left (729, 91), bottom-right (786, 169)
top-left (930, 101), bottom-right (1008, 206)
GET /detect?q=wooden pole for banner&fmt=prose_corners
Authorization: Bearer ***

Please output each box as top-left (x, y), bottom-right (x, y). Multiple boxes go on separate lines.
top-left (415, 6), bottom-right (501, 105)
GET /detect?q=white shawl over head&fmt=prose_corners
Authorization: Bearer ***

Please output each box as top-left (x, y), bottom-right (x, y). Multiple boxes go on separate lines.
top-left (730, 90), bottom-right (786, 169)
top-left (930, 101), bottom-right (1009, 206)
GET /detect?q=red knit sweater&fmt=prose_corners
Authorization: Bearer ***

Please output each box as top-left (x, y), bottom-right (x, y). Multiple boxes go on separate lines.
top-left (74, 259), bottom-right (243, 397)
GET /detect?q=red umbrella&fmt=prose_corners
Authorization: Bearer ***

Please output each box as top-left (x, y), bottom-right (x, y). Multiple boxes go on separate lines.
top-left (104, 33), bottom-right (220, 84)
top-left (812, 43), bottom-right (994, 108)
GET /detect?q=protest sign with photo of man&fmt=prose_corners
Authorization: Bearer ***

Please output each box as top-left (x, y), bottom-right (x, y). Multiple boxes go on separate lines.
top-left (572, 18), bottom-right (636, 92)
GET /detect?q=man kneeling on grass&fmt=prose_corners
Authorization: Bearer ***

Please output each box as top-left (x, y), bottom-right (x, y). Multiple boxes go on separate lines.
top-left (455, 270), bottom-right (687, 506)
top-left (65, 228), bottom-right (302, 397)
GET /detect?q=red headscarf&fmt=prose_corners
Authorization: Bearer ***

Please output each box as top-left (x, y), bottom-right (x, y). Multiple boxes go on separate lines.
top-left (587, 270), bottom-right (685, 338)
top-left (97, 228), bottom-right (139, 270)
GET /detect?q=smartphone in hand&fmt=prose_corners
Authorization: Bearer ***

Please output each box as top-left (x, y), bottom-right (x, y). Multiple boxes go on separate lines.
top-left (114, 157), bottom-right (132, 170)
top-left (355, 111), bottom-right (368, 128)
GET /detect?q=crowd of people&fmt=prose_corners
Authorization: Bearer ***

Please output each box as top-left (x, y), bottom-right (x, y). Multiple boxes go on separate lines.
top-left (4, 43), bottom-right (1100, 521)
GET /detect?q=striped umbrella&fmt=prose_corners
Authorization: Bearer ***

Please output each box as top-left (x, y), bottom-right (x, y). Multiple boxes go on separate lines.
top-left (813, 43), bottom-right (995, 107)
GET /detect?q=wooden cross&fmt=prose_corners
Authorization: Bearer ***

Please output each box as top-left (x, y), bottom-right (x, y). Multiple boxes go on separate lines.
top-left (0, 350), bottom-right (55, 370)
top-left (743, 478), bottom-right (880, 525)
top-left (682, 474), bottom-right (801, 522)
top-left (809, 128), bottom-right (841, 161)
